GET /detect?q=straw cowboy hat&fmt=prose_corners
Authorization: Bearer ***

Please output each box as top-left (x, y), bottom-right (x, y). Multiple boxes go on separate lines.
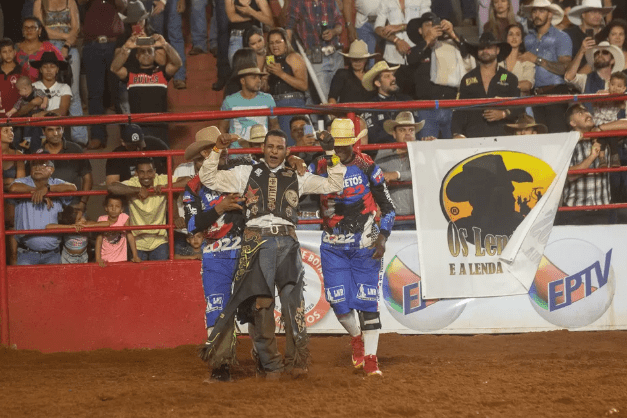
top-left (568, 0), bottom-right (615, 26)
top-left (340, 40), bottom-right (379, 59)
top-left (236, 66), bottom-right (268, 78)
top-left (585, 41), bottom-right (625, 73)
top-left (184, 126), bottom-right (221, 160)
top-left (329, 118), bottom-right (367, 146)
top-left (467, 32), bottom-right (512, 62)
top-left (30, 51), bottom-right (69, 70)
top-left (505, 114), bottom-right (548, 134)
top-left (521, 0), bottom-right (565, 26)
top-left (362, 61), bottom-right (400, 92)
top-left (248, 124), bottom-right (267, 143)
top-left (383, 111), bottom-right (426, 135)
top-left (121, 0), bottom-right (151, 24)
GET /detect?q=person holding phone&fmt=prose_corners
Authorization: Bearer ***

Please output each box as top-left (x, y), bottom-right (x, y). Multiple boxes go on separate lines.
top-left (565, 0), bottom-right (615, 67)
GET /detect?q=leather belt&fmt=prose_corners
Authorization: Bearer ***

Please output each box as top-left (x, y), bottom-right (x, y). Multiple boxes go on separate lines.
top-left (273, 92), bottom-right (305, 101)
top-left (86, 36), bottom-right (117, 44)
top-left (298, 211), bottom-right (319, 218)
top-left (18, 243), bottom-right (58, 254)
top-left (533, 84), bottom-right (564, 95)
top-left (248, 225), bottom-right (296, 236)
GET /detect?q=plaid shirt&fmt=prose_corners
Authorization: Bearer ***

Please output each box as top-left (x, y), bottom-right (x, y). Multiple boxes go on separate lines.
top-left (286, 0), bottom-right (344, 50)
top-left (562, 141), bottom-right (610, 207)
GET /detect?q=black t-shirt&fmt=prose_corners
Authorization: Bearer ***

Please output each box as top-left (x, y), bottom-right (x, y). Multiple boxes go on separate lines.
top-left (105, 135), bottom-right (169, 181)
top-left (565, 25), bottom-right (587, 68)
top-left (328, 68), bottom-right (370, 103)
top-left (123, 62), bottom-right (171, 114)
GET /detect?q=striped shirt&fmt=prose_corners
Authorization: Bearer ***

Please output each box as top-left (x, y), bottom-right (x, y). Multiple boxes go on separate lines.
top-left (561, 141), bottom-right (610, 207)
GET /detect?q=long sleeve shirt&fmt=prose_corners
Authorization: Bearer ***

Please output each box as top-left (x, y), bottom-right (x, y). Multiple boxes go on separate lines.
top-left (199, 150), bottom-right (346, 228)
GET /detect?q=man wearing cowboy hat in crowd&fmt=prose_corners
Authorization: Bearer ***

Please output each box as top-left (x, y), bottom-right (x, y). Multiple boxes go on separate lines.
top-left (565, 0), bottom-right (615, 65)
top-left (361, 61), bottom-right (420, 145)
top-left (375, 112), bottom-right (433, 230)
top-left (309, 118), bottom-right (395, 376)
top-left (520, 0), bottom-right (573, 133)
top-left (565, 41), bottom-right (625, 98)
top-left (199, 128), bottom-right (345, 378)
top-left (217, 64), bottom-right (279, 151)
top-left (406, 12), bottom-right (473, 139)
top-left (452, 32), bottom-right (522, 139)
top-left (111, 30), bottom-right (182, 145)
top-left (505, 113), bottom-right (549, 135)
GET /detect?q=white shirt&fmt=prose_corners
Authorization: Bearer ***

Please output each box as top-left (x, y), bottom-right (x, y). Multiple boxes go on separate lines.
top-left (33, 81), bottom-right (71, 112)
top-left (199, 151), bottom-right (346, 228)
top-left (355, 0), bottom-right (383, 28)
top-left (173, 162), bottom-right (197, 234)
top-left (375, 0), bottom-right (431, 65)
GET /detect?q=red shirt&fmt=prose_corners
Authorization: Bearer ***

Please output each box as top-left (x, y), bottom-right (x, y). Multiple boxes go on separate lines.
top-left (15, 42), bottom-right (65, 82)
top-left (0, 64), bottom-right (25, 114)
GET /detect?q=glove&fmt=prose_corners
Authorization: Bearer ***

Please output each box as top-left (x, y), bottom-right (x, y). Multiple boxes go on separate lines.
top-left (317, 130), bottom-right (335, 152)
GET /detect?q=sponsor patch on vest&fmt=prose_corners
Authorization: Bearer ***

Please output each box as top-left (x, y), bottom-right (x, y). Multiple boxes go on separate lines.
top-left (285, 189), bottom-right (299, 208)
top-left (466, 77), bottom-right (478, 86)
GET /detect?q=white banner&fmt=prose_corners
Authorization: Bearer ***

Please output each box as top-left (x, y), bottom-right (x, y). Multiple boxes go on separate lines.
top-left (406, 133), bottom-right (580, 299)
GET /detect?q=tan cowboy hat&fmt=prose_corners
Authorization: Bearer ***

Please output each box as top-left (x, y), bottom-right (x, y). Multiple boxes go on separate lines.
top-left (236, 66), bottom-right (268, 77)
top-left (585, 41), bottom-right (625, 73)
top-left (568, 0), bottom-right (615, 26)
top-left (248, 124), bottom-right (267, 143)
top-left (521, 0), bottom-right (565, 26)
top-left (330, 118), bottom-right (367, 146)
top-left (340, 40), bottom-right (379, 59)
top-left (362, 61), bottom-right (400, 92)
top-left (383, 111), bottom-right (426, 135)
top-left (505, 113), bottom-right (548, 134)
top-left (184, 126), bottom-right (221, 160)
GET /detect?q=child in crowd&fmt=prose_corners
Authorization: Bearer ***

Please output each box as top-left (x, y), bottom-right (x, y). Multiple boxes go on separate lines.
top-left (174, 231), bottom-right (205, 260)
top-left (95, 194), bottom-right (141, 267)
top-left (0, 39), bottom-right (23, 116)
top-left (593, 72), bottom-right (627, 167)
top-left (5, 75), bottom-right (48, 118)
top-left (46, 204), bottom-right (112, 264)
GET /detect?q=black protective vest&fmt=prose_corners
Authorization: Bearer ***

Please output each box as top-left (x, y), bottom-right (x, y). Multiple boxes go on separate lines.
top-left (244, 163), bottom-right (300, 224)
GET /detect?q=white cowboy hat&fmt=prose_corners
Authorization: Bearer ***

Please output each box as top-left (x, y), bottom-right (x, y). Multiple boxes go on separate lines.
top-left (521, 0), bottom-right (565, 27)
top-left (184, 126), bottom-right (221, 160)
top-left (383, 111), bottom-right (426, 135)
top-left (330, 118), bottom-right (367, 147)
top-left (248, 124), bottom-right (267, 144)
top-left (568, 0), bottom-right (615, 26)
top-left (340, 40), bottom-right (379, 59)
top-left (361, 61), bottom-right (400, 92)
top-left (585, 41), bottom-right (625, 73)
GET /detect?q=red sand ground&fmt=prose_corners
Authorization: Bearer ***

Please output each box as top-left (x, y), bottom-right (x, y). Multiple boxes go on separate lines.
top-left (1, 331), bottom-right (626, 417)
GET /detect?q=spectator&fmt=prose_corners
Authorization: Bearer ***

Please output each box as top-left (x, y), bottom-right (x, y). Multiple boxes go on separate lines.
top-left (95, 194), bottom-right (141, 267)
top-left (15, 17), bottom-right (65, 82)
top-left (174, 232), bottom-right (204, 260)
top-left (406, 13), bottom-right (474, 139)
top-left (484, 0), bottom-right (518, 42)
top-left (81, 0), bottom-right (128, 150)
top-left (566, 0), bottom-right (615, 65)
top-left (0, 38), bottom-right (24, 116)
top-left (244, 26), bottom-right (267, 72)
top-left (452, 32), bottom-right (521, 138)
top-left (505, 113), bottom-right (548, 134)
top-left (290, 115), bottom-right (321, 230)
top-left (110, 32), bottom-right (183, 144)
top-left (33, 0), bottom-right (88, 144)
top-left (285, 0), bottom-right (345, 101)
top-left (376, 111), bottom-right (432, 230)
top-left (8, 151), bottom-right (77, 265)
top-left (30, 52), bottom-right (70, 118)
top-left (225, 0), bottom-right (273, 66)
top-left (374, 0), bottom-right (430, 66)
top-left (37, 120), bottom-right (92, 217)
top-left (520, 0), bottom-right (573, 133)
top-left (328, 40), bottom-right (376, 104)
top-left (107, 157), bottom-right (190, 260)
top-left (189, 0), bottom-right (212, 56)
top-left (361, 61), bottom-right (419, 145)
top-left (266, 28), bottom-right (308, 146)
top-left (105, 124), bottom-right (169, 184)
top-left (592, 19), bottom-right (627, 73)
top-left (554, 104), bottom-right (612, 225)
top-left (239, 123), bottom-right (266, 150)
top-left (5, 75), bottom-right (48, 118)
top-left (342, 0), bottom-right (384, 67)
top-left (501, 23), bottom-right (535, 95)
top-left (223, 47), bottom-right (260, 96)
top-left (1, 127), bottom-right (25, 192)
top-left (217, 64), bottom-right (278, 147)
top-left (479, 0), bottom-right (521, 35)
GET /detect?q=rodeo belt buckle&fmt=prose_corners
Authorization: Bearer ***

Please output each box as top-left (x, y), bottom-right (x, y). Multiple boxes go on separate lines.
top-left (270, 225), bottom-right (280, 235)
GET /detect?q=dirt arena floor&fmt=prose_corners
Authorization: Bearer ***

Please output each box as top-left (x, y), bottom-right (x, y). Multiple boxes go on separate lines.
top-left (1, 331), bottom-right (626, 418)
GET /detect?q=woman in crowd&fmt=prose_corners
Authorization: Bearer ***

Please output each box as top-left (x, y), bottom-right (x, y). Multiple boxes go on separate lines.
top-left (484, 0), bottom-right (519, 41)
top-left (594, 19), bottom-right (627, 72)
top-left (265, 27), bottom-right (307, 145)
top-left (244, 26), bottom-right (266, 75)
top-left (32, 0), bottom-right (86, 146)
top-left (500, 23), bottom-right (535, 95)
top-left (328, 39), bottom-right (375, 105)
top-left (225, 0), bottom-right (273, 65)
top-left (31, 51), bottom-right (72, 117)
top-left (15, 17), bottom-right (64, 82)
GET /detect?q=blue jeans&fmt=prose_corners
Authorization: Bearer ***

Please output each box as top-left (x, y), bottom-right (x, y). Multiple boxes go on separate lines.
top-left (209, 7), bottom-right (218, 50)
top-left (82, 41), bottom-right (117, 144)
top-left (274, 95), bottom-right (306, 146)
top-left (356, 22), bottom-right (377, 68)
top-left (142, 0), bottom-right (165, 34)
top-left (50, 39), bottom-right (88, 146)
top-left (137, 242), bottom-right (170, 261)
top-left (214, 0), bottom-right (231, 80)
top-left (418, 108), bottom-right (453, 139)
top-left (228, 32), bottom-right (243, 67)
top-left (17, 247), bottom-right (61, 265)
top-left (310, 50), bottom-right (344, 102)
top-left (191, 0), bottom-right (209, 51)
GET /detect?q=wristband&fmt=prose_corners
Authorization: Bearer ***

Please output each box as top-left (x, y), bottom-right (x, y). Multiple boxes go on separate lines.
top-left (212, 145), bottom-right (221, 153)
top-left (345, 21), bottom-right (353, 28)
top-left (393, 37), bottom-right (399, 44)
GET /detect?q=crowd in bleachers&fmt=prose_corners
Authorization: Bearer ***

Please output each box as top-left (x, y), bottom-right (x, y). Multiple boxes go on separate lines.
top-left (1, 0), bottom-right (627, 265)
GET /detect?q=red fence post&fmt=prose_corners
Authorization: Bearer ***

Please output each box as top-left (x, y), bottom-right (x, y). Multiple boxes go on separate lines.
top-left (167, 155), bottom-right (175, 260)
top-left (0, 160), bottom-right (9, 346)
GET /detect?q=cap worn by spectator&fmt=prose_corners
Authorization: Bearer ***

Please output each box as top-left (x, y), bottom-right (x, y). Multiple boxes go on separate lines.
top-left (33, 149), bottom-right (54, 167)
top-left (121, 124), bottom-right (145, 146)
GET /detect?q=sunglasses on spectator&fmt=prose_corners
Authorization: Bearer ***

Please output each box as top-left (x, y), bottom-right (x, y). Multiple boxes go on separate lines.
top-left (594, 50), bottom-right (612, 56)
